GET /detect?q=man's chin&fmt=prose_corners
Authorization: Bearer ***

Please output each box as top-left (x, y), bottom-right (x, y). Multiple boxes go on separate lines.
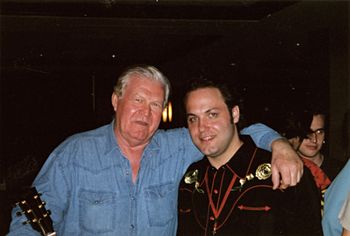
top-left (303, 152), bottom-right (318, 158)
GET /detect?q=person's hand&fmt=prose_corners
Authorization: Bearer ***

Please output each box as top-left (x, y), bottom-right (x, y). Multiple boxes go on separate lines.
top-left (270, 138), bottom-right (303, 189)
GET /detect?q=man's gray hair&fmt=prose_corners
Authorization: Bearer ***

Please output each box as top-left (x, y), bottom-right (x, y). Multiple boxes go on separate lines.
top-left (114, 65), bottom-right (171, 107)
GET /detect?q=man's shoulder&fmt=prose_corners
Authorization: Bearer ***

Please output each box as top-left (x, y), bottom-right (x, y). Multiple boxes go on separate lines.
top-left (241, 135), bottom-right (272, 159)
top-left (53, 123), bottom-right (111, 156)
top-left (65, 123), bottom-right (110, 141)
top-left (154, 127), bottom-right (189, 140)
top-left (186, 157), bottom-right (207, 171)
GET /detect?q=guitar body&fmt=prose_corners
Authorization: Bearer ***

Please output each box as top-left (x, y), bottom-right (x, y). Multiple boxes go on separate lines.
top-left (16, 187), bottom-right (56, 236)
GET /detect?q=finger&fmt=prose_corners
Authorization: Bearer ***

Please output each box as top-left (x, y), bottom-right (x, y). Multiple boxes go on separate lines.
top-left (293, 160), bottom-right (304, 185)
top-left (271, 166), bottom-right (280, 190)
top-left (279, 181), bottom-right (289, 190)
top-left (280, 167), bottom-right (292, 188)
top-left (298, 162), bottom-right (304, 182)
top-left (289, 168), bottom-right (297, 186)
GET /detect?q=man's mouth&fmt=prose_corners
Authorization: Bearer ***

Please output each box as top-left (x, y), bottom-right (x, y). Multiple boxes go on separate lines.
top-left (135, 120), bottom-right (148, 126)
top-left (200, 135), bottom-right (214, 142)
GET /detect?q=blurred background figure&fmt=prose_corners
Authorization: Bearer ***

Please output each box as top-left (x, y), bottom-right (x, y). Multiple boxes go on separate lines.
top-left (339, 192), bottom-right (350, 236)
top-left (280, 109), bottom-right (331, 191)
top-left (323, 159), bottom-right (350, 236)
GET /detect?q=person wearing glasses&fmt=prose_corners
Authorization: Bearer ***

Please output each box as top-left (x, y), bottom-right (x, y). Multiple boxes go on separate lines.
top-left (297, 111), bottom-right (326, 167)
top-left (295, 108), bottom-right (344, 181)
top-left (280, 109), bottom-right (331, 191)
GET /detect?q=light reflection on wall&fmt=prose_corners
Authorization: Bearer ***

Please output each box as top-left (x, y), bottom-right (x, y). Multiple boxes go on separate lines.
top-left (162, 101), bottom-right (172, 123)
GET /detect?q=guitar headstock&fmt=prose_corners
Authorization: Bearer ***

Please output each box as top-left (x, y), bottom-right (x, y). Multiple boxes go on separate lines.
top-left (16, 187), bottom-right (56, 236)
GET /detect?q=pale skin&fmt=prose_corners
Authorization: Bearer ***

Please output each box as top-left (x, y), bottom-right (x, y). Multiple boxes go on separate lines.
top-left (297, 114), bottom-right (325, 167)
top-left (111, 75), bottom-right (302, 188)
top-left (185, 87), bottom-right (303, 189)
top-left (111, 75), bottom-right (164, 182)
top-left (186, 87), bottom-right (242, 169)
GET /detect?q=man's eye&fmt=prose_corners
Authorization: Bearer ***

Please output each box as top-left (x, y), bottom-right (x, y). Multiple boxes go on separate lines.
top-left (316, 129), bottom-right (325, 135)
top-left (151, 102), bottom-right (162, 110)
top-left (187, 116), bottom-right (197, 123)
top-left (208, 112), bottom-right (218, 118)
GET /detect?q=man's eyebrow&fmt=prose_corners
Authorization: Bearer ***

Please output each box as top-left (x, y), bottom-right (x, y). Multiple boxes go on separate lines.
top-left (205, 108), bottom-right (219, 113)
top-left (309, 128), bottom-right (325, 132)
top-left (186, 112), bottom-right (196, 117)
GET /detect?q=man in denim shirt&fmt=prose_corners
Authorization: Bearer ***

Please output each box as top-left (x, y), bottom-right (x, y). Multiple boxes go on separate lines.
top-left (8, 65), bottom-right (302, 236)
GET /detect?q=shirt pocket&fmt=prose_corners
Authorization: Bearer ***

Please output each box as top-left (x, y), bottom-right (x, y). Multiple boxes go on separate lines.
top-left (144, 182), bottom-right (177, 227)
top-left (78, 189), bottom-right (117, 234)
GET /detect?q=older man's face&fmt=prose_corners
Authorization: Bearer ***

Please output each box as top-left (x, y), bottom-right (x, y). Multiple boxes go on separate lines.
top-left (112, 76), bottom-right (164, 147)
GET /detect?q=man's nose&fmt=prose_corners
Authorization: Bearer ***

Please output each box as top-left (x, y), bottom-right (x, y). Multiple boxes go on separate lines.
top-left (198, 119), bottom-right (208, 131)
top-left (309, 133), bottom-right (318, 143)
top-left (142, 104), bottom-right (151, 116)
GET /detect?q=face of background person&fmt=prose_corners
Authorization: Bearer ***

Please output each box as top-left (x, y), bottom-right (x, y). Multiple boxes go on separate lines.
top-left (112, 75), bottom-right (164, 147)
top-left (298, 114), bottom-right (325, 158)
top-left (185, 87), bottom-right (240, 162)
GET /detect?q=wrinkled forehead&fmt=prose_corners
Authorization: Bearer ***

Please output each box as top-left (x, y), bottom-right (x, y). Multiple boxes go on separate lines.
top-left (125, 75), bottom-right (165, 99)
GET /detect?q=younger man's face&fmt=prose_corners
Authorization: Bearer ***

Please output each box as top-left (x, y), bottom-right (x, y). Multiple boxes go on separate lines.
top-left (185, 87), bottom-right (239, 160)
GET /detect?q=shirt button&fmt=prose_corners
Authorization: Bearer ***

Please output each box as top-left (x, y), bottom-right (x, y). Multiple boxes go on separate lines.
top-left (213, 189), bottom-right (218, 194)
top-left (210, 216), bottom-right (215, 221)
top-left (130, 224), bottom-right (135, 229)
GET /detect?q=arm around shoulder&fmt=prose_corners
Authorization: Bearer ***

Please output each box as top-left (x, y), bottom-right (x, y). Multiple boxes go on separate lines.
top-left (241, 123), bottom-right (303, 189)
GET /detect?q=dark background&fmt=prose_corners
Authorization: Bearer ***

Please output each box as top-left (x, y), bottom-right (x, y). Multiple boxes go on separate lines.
top-left (1, 1), bottom-right (349, 234)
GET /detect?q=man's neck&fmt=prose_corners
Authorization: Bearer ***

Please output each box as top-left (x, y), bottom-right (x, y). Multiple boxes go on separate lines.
top-left (299, 152), bottom-right (324, 167)
top-left (208, 137), bottom-right (243, 169)
top-left (114, 128), bottom-right (148, 183)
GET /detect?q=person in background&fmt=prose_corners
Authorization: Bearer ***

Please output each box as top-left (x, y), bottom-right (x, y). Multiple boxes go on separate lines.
top-left (294, 108), bottom-right (344, 181)
top-left (339, 192), bottom-right (350, 236)
top-left (280, 110), bottom-right (331, 191)
top-left (323, 159), bottom-right (350, 236)
top-left (280, 109), bottom-right (331, 218)
top-left (177, 78), bottom-right (322, 235)
top-left (297, 111), bottom-right (326, 166)
top-left (7, 65), bottom-right (302, 235)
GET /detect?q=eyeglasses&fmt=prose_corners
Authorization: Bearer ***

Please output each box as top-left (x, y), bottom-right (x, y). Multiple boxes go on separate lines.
top-left (306, 128), bottom-right (325, 140)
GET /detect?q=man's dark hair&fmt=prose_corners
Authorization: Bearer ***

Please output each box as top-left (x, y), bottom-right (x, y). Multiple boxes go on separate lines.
top-left (281, 110), bottom-right (313, 140)
top-left (183, 77), bottom-right (241, 112)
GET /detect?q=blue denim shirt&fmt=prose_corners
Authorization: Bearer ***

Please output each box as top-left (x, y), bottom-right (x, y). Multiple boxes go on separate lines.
top-left (322, 160), bottom-right (350, 236)
top-left (8, 122), bottom-right (280, 236)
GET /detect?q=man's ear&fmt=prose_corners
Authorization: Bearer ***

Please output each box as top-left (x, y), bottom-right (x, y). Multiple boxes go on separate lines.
top-left (111, 92), bottom-right (118, 111)
top-left (232, 105), bottom-right (240, 123)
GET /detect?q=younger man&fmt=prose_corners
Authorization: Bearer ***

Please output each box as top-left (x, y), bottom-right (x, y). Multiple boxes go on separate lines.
top-left (178, 79), bottom-right (322, 235)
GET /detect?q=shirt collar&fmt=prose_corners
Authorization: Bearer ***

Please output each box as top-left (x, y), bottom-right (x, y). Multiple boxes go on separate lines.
top-left (104, 120), bottom-right (161, 155)
top-left (205, 135), bottom-right (259, 178)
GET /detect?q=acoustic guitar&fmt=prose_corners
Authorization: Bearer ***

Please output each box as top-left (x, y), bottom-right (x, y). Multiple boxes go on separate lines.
top-left (16, 187), bottom-right (56, 236)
